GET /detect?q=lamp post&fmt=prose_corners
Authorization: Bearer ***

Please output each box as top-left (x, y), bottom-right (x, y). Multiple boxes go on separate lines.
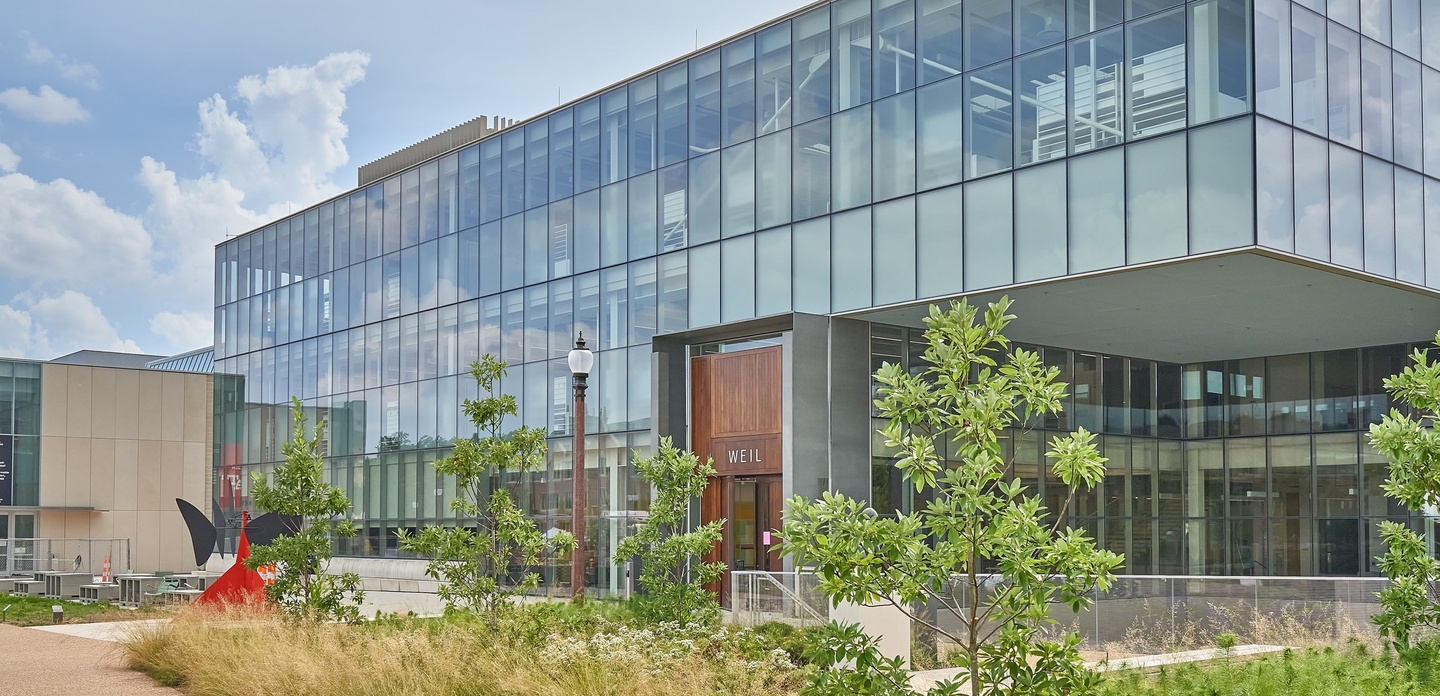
top-left (567, 333), bottom-right (594, 603)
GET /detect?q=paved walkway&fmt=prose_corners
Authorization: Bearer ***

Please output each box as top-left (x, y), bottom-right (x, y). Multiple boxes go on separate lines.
top-left (0, 623), bottom-right (176, 695)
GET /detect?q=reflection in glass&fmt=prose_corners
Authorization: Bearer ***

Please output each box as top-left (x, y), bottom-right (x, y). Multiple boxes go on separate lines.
top-left (832, 105), bottom-right (872, 210)
top-left (689, 153), bottom-right (721, 245)
top-left (629, 76), bottom-right (657, 177)
top-left (722, 143), bottom-right (755, 237)
top-left (1070, 0), bottom-right (1123, 36)
top-left (918, 0), bottom-right (963, 85)
top-left (1294, 131), bottom-right (1330, 261)
top-left (601, 89), bottom-right (628, 186)
top-left (1291, 8), bottom-right (1327, 135)
top-left (659, 65), bottom-right (688, 167)
top-left (723, 37), bottom-right (756, 147)
top-left (1394, 56), bottom-right (1423, 173)
top-left (1126, 9), bottom-right (1186, 138)
top-left (793, 118), bottom-right (832, 220)
top-left (1327, 26), bottom-right (1361, 148)
top-left (965, 62), bottom-right (1013, 177)
top-left (918, 75), bottom-right (964, 189)
top-left (1189, 0), bottom-right (1251, 124)
top-left (833, 0), bottom-right (872, 111)
top-left (721, 236), bottom-right (756, 323)
top-left (1071, 28), bottom-right (1125, 153)
top-left (1016, 46), bottom-right (1067, 165)
top-left (1257, 118), bottom-right (1294, 252)
top-left (756, 226), bottom-right (792, 316)
top-left (1395, 169), bottom-right (1425, 285)
top-left (1329, 145), bottom-right (1363, 270)
top-left (756, 131), bottom-right (792, 228)
top-left (794, 8), bottom-right (832, 125)
top-left (1359, 38), bottom-right (1392, 160)
top-left (1362, 157), bottom-right (1394, 278)
top-left (685, 245), bottom-right (716, 328)
top-left (875, 0), bottom-right (916, 99)
top-left (1016, 0), bottom-right (1065, 54)
top-left (793, 218), bottom-right (831, 314)
top-left (690, 50), bottom-right (721, 155)
top-left (965, 0), bottom-right (1012, 71)
top-left (757, 24), bottom-right (792, 136)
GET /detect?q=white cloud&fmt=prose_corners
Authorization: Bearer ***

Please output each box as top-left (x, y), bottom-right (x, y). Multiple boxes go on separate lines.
top-left (149, 311), bottom-right (213, 352)
top-left (0, 142), bottom-right (18, 173)
top-left (0, 85), bottom-right (90, 124)
top-left (0, 51), bottom-right (371, 356)
top-left (23, 39), bottom-right (100, 89)
top-left (0, 291), bottom-right (142, 359)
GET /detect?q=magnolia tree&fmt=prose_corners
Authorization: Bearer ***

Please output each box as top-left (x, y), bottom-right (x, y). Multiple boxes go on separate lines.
top-left (1369, 331), bottom-right (1440, 652)
top-left (781, 298), bottom-right (1123, 696)
top-left (247, 397), bottom-right (365, 622)
top-left (398, 356), bottom-right (576, 623)
top-left (614, 436), bottom-right (726, 626)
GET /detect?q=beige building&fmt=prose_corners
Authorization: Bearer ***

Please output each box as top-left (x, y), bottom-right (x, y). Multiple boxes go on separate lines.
top-left (1, 351), bottom-right (214, 574)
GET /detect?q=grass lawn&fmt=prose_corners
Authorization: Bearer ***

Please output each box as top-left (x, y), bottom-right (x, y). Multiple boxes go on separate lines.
top-left (1098, 642), bottom-right (1440, 696)
top-left (0, 593), bottom-right (158, 627)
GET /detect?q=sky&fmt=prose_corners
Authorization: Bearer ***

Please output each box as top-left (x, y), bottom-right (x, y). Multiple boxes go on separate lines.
top-left (0, 0), bottom-right (810, 360)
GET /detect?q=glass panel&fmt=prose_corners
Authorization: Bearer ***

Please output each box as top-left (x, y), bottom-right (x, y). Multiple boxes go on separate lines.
top-left (689, 152), bottom-right (721, 245)
top-left (659, 64), bottom-right (689, 167)
top-left (1360, 38), bottom-right (1392, 160)
top-left (722, 142), bottom-right (756, 237)
top-left (1129, 0), bottom-right (1182, 19)
top-left (600, 182), bottom-right (627, 266)
top-left (1071, 28), bottom-right (1125, 154)
top-left (1393, 0), bottom-right (1420, 57)
top-left (756, 226), bottom-right (793, 315)
top-left (1291, 8), bottom-right (1328, 136)
top-left (630, 76), bottom-right (658, 176)
top-left (873, 198), bottom-right (917, 305)
top-left (721, 235), bottom-right (756, 322)
top-left (1014, 161), bottom-right (1067, 282)
top-left (1425, 0), bottom-right (1440, 66)
top-left (793, 218), bottom-right (832, 314)
top-left (685, 246), bottom-right (718, 329)
top-left (875, 0), bottom-right (917, 99)
top-left (629, 171), bottom-right (658, 259)
top-left (964, 174), bottom-right (1013, 290)
top-left (1427, 68), bottom-right (1440, 178)
top-left (1394, 55), bottom-right (1424, 172)
top-left (917, 185), bottom-right (963, 297)
top-left (1313, 349), bottom-right (1358, 432)
top-left (550, 110), bottom-right (574, 202)
top-left (757, 23), bottom-right (793, 135)
top-left (1017, 46), bottom-right (1067, 166)
top-left (524, 207), bottom-right (548, 285)
top-left (1430, 178), bottom-right (1440, 289)
top-left (794, 7), bottom-right (833, 124)
top-left (1070, 0), bottom-right (1123, 37)
top-left (503, 130), bottom-right (525, 218)
top-left (1068, 148), bottom-right (1125, 272)
top-left (793, 118), bottom-right (832, 220)
top-left (916, 0), bottom-right (964, 86)
top-left (1189, 0), bottom-right (1252, 124)
top-left (600, 266), bottom-right (628, 351)
top-left (724, 36), bottom-right (757, 146)
top-left (965, 61), bottom-right (1013, 178)
top-left (833, 104), bottom-right (872, 210)
top-left (1295, 131), bottom-right (1331, 260)
top-left (526, 121), bottom-right (549, 209)
top-left (965, 0), bottom-right (1012, 71)
top-left (576, 98), bottom-right (601, 194)
top-left (756, 131), bottom-right (792, 228)
top-left (831, 208), bottom-right (873, 311)
top-left (1257, 118), bottom-right (1294, 252)
top-left (1126, 132), bottom-right (1187, 263)
top-left (1363, 157), bottom-right (1395, 277)
top-left (1396, 168), bottom-right (1426, 285)
top-left (574, 189), bottom-right (600, 273)
top-left (629, 259), bottom-right (657, 344)
top-left (602, 88), bottom-right (629, 185)
top-left (918, 75), bottom-right (965, 189)
top-left (1329, 144), bottom-right (1363, 269)
top-left (1359, 0), bottom-right (1391, 43)
top-left (873, 93), bottom-right (916, 200)
top-left (834, 0), bottom-right (873, 111)
top-left (1016, 0), bottom-right (1065, 55)
top-left (1328, 25), bottom-right (1362, 148)
top-left (1127, 9), bottom-right (1186, 138)
top-left (1189, 118), bottom-right (1255, 253)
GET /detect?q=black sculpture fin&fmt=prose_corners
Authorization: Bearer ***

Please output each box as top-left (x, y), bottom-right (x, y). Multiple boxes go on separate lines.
top-left (246, 512), bottom-right (302, 547)
top-left (176, 498), bottom-right (218, 568)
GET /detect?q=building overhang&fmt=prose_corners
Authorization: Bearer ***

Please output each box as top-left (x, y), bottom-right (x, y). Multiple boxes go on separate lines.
top-left (851, 249), bottom-right (1440, 364)
top-left (0, 506), bottom-right (101, 513)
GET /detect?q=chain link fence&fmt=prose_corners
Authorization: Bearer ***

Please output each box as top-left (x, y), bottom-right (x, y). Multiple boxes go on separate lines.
top-left (0, 539), bottom-right (131, 576)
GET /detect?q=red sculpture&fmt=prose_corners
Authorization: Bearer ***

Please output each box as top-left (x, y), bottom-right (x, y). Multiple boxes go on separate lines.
top-left (194, 511), bottom-right (267, 606)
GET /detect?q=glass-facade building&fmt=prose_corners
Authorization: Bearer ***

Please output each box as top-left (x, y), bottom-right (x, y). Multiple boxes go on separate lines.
top-left (212, 0), bottom-right (1440, 587)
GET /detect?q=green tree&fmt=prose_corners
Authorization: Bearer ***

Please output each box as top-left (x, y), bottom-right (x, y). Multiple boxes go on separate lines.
top-left (1368, 330), bottom-right (1440, 652)
top-left (246, 397), bottom-right (365, 622)
top-left (780, 298), bottom-right (1123, 696)
top-left (398, 355), bottom-right (576, 623)
top-left (614, 436), bottom-right (726, 626)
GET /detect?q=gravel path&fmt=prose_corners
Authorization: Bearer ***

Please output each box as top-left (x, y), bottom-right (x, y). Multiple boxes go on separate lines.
top-left (0, 623), bottom-right (176, 695)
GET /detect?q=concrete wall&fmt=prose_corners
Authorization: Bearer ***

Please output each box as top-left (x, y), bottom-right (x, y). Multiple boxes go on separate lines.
top-left (37, 364), bottom-right (211, 574)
